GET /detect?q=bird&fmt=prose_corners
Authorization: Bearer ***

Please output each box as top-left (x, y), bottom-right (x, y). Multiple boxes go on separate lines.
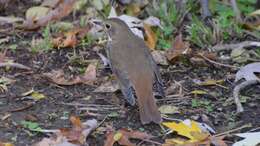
top-left (103, 18), bottom-right (164, 124)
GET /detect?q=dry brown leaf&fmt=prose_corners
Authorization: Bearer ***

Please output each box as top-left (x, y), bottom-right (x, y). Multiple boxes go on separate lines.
top-left (21, 0), bottom-right (76, 30)
top-left (163, 136), bottom-right (227, 146)
top-left (104, 128), bottom-right (153, 146)
top-left (166, 34), bottom-right (191, 63)
top-left (60, 31), bottom-right (77, 48)
top-left (34, 116), bottom-right (97, 146)
top-left (94, 80), bottom-right (120, 93)
top-left (80, 62), bottom-right (97, 85)
top-left (43, 69), bottom-right (79, 85)
top-left (144, 23), bottom-right (157, 50)
top-left (52, 26), bottom-right (91, 48)
top-left (60, 116), bottom-right (85, 144)
top-left (151, 50), bottom-right (168, 65)
top-left (43, 63), bottom-right (97, 85)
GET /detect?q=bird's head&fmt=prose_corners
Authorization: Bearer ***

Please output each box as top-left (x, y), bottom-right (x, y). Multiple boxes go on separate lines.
top-left (103, 18), bottom-right (131, 39)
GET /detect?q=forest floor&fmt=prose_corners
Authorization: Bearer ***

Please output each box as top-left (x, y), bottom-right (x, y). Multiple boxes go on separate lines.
top-left (0, 0), bottom-right (259, 146)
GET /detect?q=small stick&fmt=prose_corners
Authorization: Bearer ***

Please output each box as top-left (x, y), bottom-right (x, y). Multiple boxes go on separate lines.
top-left (8, 102), bottom-right (34, 112)
top-left (211, 41), bottom-right (260, 52)
top-left (0, 62), bottom-right (31, 70)
top-left (215, 124), bottom-right (252, 137)
top-left (138, 139), bottom-right (162, 146)
top-left (161, 116), bottom-right (182, 122)
top-left (59, 102), bottom-right (117, 107)
top-left (198, 53), bottom-right (238, 69)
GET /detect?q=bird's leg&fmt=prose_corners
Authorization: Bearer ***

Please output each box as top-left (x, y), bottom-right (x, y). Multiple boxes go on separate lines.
top-left (200, 0), bottom-right (212, 26)
top-left (230, 0), bottom-right (242, 23)
top-left (200, 0), bottom-right (211, 18)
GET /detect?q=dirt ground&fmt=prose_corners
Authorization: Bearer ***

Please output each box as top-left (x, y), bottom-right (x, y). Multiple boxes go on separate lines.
top-left (0, 1), bottom-right (260, 146)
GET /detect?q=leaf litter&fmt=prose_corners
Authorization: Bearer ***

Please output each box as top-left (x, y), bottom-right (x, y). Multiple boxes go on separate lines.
top-left (1, 0), bottom-right (260, 146)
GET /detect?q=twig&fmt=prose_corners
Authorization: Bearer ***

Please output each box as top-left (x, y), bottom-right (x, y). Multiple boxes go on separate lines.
top-left (8, 102), bottom-right (34, 112)
top-left (233, 80), bottom-right (260, 113)
top-left (138, 139), bottom-right (162, 146)
top-left (198, 53), bottom-right (238, 69)
top-left (161, 115), bottom-right (182, 122)
top-left (59, 102), bottom-right (117, 107)
top-left (97, 115), bottom-right (108, 128)
top-left (0, 62), bottom-right (31, 70)
top-left (215, 124), bottom-right (252, 137)
top-left (243, 30), bottom-right (260, 40)
top-left (211, 41), bottom-right (260, 52)
top-left (79, 106), bottom-right (120, 111)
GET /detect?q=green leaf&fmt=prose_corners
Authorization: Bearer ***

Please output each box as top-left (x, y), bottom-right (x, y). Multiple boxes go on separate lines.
top-left (20, 121), bottom-right (43, 132)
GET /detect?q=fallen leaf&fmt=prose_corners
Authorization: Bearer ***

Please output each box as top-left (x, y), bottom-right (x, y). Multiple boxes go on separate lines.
top-left (231, 48), bottom-right (249, 63)
top-left (20, 120), bottom-right (43, 132)
top-left (151, 50), bottom-right (168, 65)
top-left (52, 26), bottom-right (91, 48)
top-left (94, 80), bottom-right (119, 93)
top-left (43, 69), bottom-right (79, 85)
top-left (191, 90), bottom-right (208, 95)
top-left (233, 132), bottom-right (260, 146)
top-left (59, 31), bottom-right (78, 48)
top-left (162, 120), bottom-right (210, 144)
top-left (197, 79), bottom-right (224, 86)
top-left (0, 77), bottom-right (15, 93)
top-left (144, 23), bottom-right (157, 50)
top-left (34, 116), bottom-right (97, 146)
top-left (210, 136), bottom-right (227, 146)
top-left (166, 34), bottom-right (191, 63)
top-left (80, 62), bottom-right (97, 85)
top-left (159, 105), bottom-right (180, 114)
top-left (235, 62), bottom-right (260, 82)
top-left (43, 63), bottom-right (97, 85)
top-left (21, 0), bottom-right (77, 30)
top-left (0, 142), bottom-right (14, 146)
top-left (104, 128), bottom-right (153, 146)
top-left (25, 6), bottom-right (50, 20)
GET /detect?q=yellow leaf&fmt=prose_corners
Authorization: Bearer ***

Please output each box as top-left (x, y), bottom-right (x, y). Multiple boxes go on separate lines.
top-left (159, 105), bottom-right (180, 114)
top-left (199, 79), bottom-right (224, 86)
top-left (31, 92), bottom-right (46, 100)
top-left (144, 23), bottom-right (157, 50)
top-left (162, 120), bottom-right (209, 144)
top-left (5, 143), bottom-right (14, 146)
top-left (191, 90), bottom-right (208, 95)
top-left (113, 132), bottom-right (123, 141)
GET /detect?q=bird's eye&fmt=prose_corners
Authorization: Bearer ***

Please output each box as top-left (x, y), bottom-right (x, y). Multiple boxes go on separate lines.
top-left (105, 23), bottom-right (111, 29)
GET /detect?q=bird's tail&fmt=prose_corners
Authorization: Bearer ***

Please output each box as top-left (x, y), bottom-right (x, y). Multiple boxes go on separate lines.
top-left (134, 80), bottom-right (161, 124)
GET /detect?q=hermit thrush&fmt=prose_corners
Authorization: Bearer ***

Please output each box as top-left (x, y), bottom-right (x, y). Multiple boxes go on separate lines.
top-left (103, 18), bottom-right (164, 124)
